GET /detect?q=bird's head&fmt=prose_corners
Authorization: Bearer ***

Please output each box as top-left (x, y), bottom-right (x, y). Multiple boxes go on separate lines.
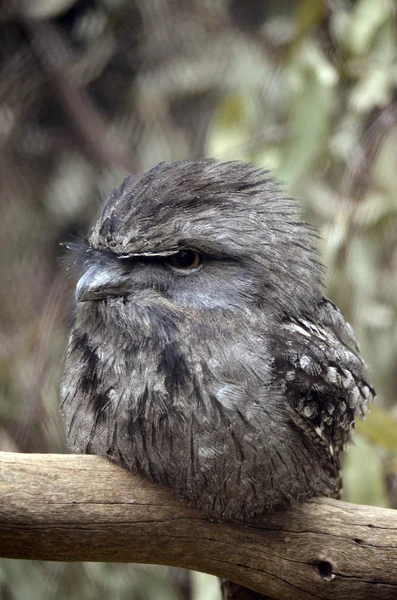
top-left (68, 159), bottom-right (323, 321)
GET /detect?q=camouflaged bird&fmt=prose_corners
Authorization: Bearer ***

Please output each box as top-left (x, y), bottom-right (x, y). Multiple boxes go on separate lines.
top-left (60, 159), bottom-right (374, 523)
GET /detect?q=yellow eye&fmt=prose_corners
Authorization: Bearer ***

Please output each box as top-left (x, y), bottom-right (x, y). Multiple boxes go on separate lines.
top-left (169, 250), bottom-right (202, 270)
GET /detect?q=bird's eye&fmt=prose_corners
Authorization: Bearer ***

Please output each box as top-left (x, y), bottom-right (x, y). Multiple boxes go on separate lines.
top-left (168, 250), bottom-right (202, 270)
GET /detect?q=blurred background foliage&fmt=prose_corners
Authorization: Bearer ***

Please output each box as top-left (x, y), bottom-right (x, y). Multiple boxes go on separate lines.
top-left (0, 0), bottom-right (396, 598)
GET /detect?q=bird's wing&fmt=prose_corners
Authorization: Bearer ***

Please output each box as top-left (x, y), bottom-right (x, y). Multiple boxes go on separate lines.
top-left (272, 311), bottom-right (374, 476)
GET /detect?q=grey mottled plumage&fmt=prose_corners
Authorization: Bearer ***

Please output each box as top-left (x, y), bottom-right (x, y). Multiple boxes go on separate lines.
top-left (60, 159), bottom-right (374, 523)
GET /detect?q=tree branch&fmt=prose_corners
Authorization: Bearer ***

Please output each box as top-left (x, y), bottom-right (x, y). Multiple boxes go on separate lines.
top-left (1, 452), bottom-right (397, 600)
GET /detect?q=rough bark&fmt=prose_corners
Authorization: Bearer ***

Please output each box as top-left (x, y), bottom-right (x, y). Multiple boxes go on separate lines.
top-left (1, 452), bottom-right (397, 600)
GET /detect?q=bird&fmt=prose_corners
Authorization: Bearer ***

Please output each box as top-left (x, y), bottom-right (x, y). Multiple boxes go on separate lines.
top-left (60, 158), bottom-right (374, 524)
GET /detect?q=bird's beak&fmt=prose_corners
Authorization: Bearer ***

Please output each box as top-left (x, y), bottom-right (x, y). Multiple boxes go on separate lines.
top-left (75, 265), bottom-right (130, 302)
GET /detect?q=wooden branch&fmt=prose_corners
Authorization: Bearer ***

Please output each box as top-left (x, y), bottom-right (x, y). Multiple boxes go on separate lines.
top-left (1, 452), bottom-right (397, 600)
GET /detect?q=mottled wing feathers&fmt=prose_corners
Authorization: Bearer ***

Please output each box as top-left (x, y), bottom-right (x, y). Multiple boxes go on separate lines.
top-left (274, 307), bottom-right (374, 479)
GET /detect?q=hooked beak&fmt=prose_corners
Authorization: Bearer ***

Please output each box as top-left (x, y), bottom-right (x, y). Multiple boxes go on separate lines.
top-left (74, 249), bottom-right (178, 302)
top-left (75, 265), bottom-right (130, 302)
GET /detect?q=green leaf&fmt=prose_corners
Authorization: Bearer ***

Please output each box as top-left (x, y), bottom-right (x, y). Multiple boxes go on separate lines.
top-left (277, 40), bottom-right (337, 189)
top-left (342, 434), bottom-right (388, 507)
top-left (356, 405), bottom-right (397, 454)
top-left (296, 0), bottom-right (326, 38)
